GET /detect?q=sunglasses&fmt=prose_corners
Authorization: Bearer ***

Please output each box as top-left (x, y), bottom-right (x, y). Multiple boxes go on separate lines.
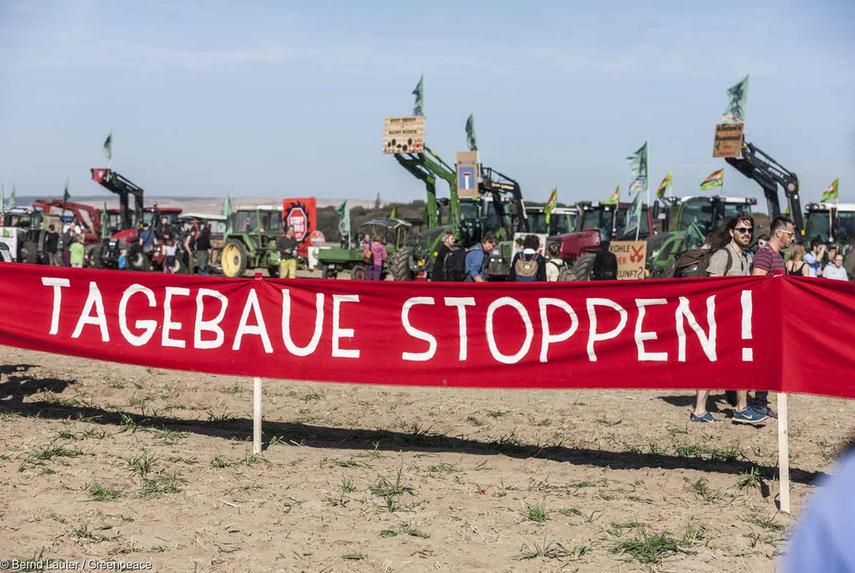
top-left (733, 227), bottom-right (753, 234)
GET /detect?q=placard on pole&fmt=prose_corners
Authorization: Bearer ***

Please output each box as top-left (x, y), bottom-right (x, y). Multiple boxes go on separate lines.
top-left (456, 151), bottom-right (480, 198)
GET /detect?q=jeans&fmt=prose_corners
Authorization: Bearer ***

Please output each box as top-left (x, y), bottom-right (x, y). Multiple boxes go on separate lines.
top-left (364, 264), bottom-right (383, 280)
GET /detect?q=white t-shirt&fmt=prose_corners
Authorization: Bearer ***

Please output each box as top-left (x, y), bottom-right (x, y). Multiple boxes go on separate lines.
top-left (823, 264), bottom-right (849, 281)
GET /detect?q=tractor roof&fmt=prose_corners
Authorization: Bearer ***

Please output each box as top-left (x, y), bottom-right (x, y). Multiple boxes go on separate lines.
top-left (806, 202), bottom-right (855, 212)
top-left (359, 218), bottom-right (411, 229)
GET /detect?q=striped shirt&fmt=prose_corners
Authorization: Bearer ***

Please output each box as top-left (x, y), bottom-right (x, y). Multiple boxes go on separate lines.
top-left (751, 244), bottom-right (785, 276)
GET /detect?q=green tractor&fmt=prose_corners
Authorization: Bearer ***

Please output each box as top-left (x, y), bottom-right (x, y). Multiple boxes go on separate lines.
top-left (220, 206), bottom-right (282, 278)
top-left (647, 195), bottom-right (756, 278)
top-left (317, 218), bottom-right (416, 280)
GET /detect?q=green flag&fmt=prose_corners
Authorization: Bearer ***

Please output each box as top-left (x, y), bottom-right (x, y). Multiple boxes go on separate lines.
top-left (820, 178), bottom-right (839, 202)
top-left (336, 200), bottom-right (351, 241)
top-left (465, 113), bottom-right (478, 151)
top-left (222, 194), bottom-right (233, 233)
top-left (544, 187), bottom-right (558, 225)
top-left (63, 178), bottom-right (70, 202)
top-left (656, 171), bottom-right (672, 199)
top-left (626, 142), bottom-right (648, 194)
top-left (103, 132), bottom-right (113, 161)
top-left (101, 202), bottom-right (110, 240)
top-left (699, 168), bottom-right (724, 190)
top-left (9, 184), bottom-right (16, 208)
top-left (389, 205), bottom-right (397, 219)
top-left (412, 75), bottom-right (424, 116)
top-left (603, 185), bottom-right (620, 206)
top-left (625, 143), bottom-right (647, 236)
top-left (722, 75), bottom-right (749, 123)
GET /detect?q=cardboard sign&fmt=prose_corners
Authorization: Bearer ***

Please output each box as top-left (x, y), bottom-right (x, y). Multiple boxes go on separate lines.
top-left (609, 240), bottom-right (647, 280)
top-left (383, 116), bottom-right (425, 154)
top-left (713, 123), bottom-right (744, 158)
top-left (456, 151), bottom-right (480, 198)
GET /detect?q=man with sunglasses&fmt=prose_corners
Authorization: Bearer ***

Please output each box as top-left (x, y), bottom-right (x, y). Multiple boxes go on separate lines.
top-left (743, 215), bottom-right (796, 419)
top-left (692, 215), bottom-right (767, 424)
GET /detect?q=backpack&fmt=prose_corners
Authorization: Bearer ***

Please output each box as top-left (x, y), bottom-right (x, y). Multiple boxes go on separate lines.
top-left (442, 246), bottom-right (468, 282)
top-left (513, 254), bottom-right (540, 282)
top-left (546, 259), bottom-right (566, 281)
top-left (673, 247), bottom-right (736, 278)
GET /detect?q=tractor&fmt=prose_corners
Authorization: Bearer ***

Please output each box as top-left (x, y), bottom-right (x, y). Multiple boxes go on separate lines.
top-left (803, 202), bottom-right (855, 250)
top-left (317, 218), bottom-right (416, 280)
top-left (220, 206), bottom-right (283, 277)
top-left (0, 206), bottom-right (44, 263)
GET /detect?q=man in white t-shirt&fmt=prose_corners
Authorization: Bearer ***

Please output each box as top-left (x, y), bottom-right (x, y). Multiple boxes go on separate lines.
top-left (823, 254), bottom-right (849, 281)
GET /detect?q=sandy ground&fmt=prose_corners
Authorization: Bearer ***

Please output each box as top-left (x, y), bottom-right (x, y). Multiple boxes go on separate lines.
top-left (0, 346), bottom-right (852, 573)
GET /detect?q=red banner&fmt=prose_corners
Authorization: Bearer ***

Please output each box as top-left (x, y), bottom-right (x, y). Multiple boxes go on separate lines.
top-left (0, 263), bottom-right (852, 397)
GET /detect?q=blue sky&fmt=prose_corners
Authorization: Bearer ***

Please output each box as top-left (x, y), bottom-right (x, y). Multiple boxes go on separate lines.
top-left (1, 0), bottom-right (853, 208)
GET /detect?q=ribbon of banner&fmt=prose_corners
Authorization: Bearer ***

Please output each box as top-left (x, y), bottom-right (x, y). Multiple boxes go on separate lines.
top-left (0, 264), bottom-right (851, 397)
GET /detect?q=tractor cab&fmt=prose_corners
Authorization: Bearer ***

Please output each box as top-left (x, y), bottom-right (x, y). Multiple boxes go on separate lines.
top-left (221, 206), bottom-right (284, 277)
top-left (526, 205), bottom-right (578, 236)
top-left (804, 202), bottom-right (855, 248)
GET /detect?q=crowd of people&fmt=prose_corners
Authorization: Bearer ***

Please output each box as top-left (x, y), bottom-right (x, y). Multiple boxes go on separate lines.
top-left (40, 221), bottom-right (88, 268)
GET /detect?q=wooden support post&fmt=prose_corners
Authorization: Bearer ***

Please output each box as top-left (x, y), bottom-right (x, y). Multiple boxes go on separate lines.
top-left (777, 392), bottom-right (790, 514)
top-left (253, 377), bottom-right (263, 455)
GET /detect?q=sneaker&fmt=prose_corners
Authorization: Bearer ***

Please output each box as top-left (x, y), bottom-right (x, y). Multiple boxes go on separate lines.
top-left (733, 407), bottom-right (768, 425)
top-left (690, 411), bottom-right (719, 423)
top-left (754, 406), bottom-right (778, 419)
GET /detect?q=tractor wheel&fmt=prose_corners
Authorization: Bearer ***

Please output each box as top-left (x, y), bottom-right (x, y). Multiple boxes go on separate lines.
top-left (321, 266), bottom-right (338, 280)
top-left (350, 265), bottom-right (365, 280)
top-left (567, 252), bottom-right (597, 281)
top-left (21, 241), bottom-right (38, 264)
top-left (390, 247), bottom-right (413, 281)
top-left (221, 240), bottom-right (248, 278)
top-left (130, 250), bottom-right (151, 272)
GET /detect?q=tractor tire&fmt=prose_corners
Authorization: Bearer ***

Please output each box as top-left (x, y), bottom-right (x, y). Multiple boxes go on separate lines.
top-left (350, 265), bottom-right (365, 280)
top-left (321, 267), bottom-right (337, 280)
top-left (21, 241), bottom-right (38, 264)
top-left (566, 252), bottom-right (597, 281)
top-left (221, 240), bottom-right (248, 278)
top-left (390, 247), bottom-right (413, 281)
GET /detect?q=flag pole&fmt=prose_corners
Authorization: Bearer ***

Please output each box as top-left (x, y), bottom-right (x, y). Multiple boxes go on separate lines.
top-left (253, 376), bottom-right (263, 454)
top-left (777, 392), bottom-right (791, 513)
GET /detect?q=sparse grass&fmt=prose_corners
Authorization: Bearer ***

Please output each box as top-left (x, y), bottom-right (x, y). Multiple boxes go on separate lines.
top-left (465, 415), bottom-right (483, 426)
top-left (427, 462), bottom-right (457, 474)
top-left (674, 442), bottom-right (703, 458)
top-left (302, 391), bottom-right (323, 401)
top-left (29, 442), bottom-right (82, 461)
top-left (341, 553), bottom-right (366, 560)
top-left (490, 432), bottom-right (527, 455)
top-left (154, 428), bottom-right (187, 445)
top-left (595, 417), bottom-right (622, 427)
top-left (118, 413), bottom-right (139, 433)
top-left (339, 478), bottom-right (356, 495)
top-left (606, 521), bottom-right (647, 538)
top-left (205, 408), bottom-right (234, 422)
top-left (223, 381), bottom-right (241, 394)
top-left (379, 523), bottom-right (429, 539)
top-left (106, 378), bottom-right (126, 389)
top-left (370, 466), bottom-right (415, 513)
top-left (611, 530), bottom-right (695, 564)
top-left (737, 466), bottom-right (763, 490)
top-left (690, 477), bottom-right (720, 502)
top-left (140, 472), bottom-right (186, 497)
top-left (523, 498), bottom-right (549, 523)
top-left (333, 457), bottom-right (370, 468)
top-left (559, 508), bottom-right (603, 524)
top-left (515, 537), bottom-right (588, 561)
top-left (87, 483), bottom-right (121, 501)
top-left (210, 453), bottom-right (263, 469)
top-left (127, 451), bottom-right (157, 478)
top-left (71, 522), bottom-right (119, 543)
top-left (486, 409), bottom-right (508, 419)
top-left (744, 516), bottom-right (785, 532)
